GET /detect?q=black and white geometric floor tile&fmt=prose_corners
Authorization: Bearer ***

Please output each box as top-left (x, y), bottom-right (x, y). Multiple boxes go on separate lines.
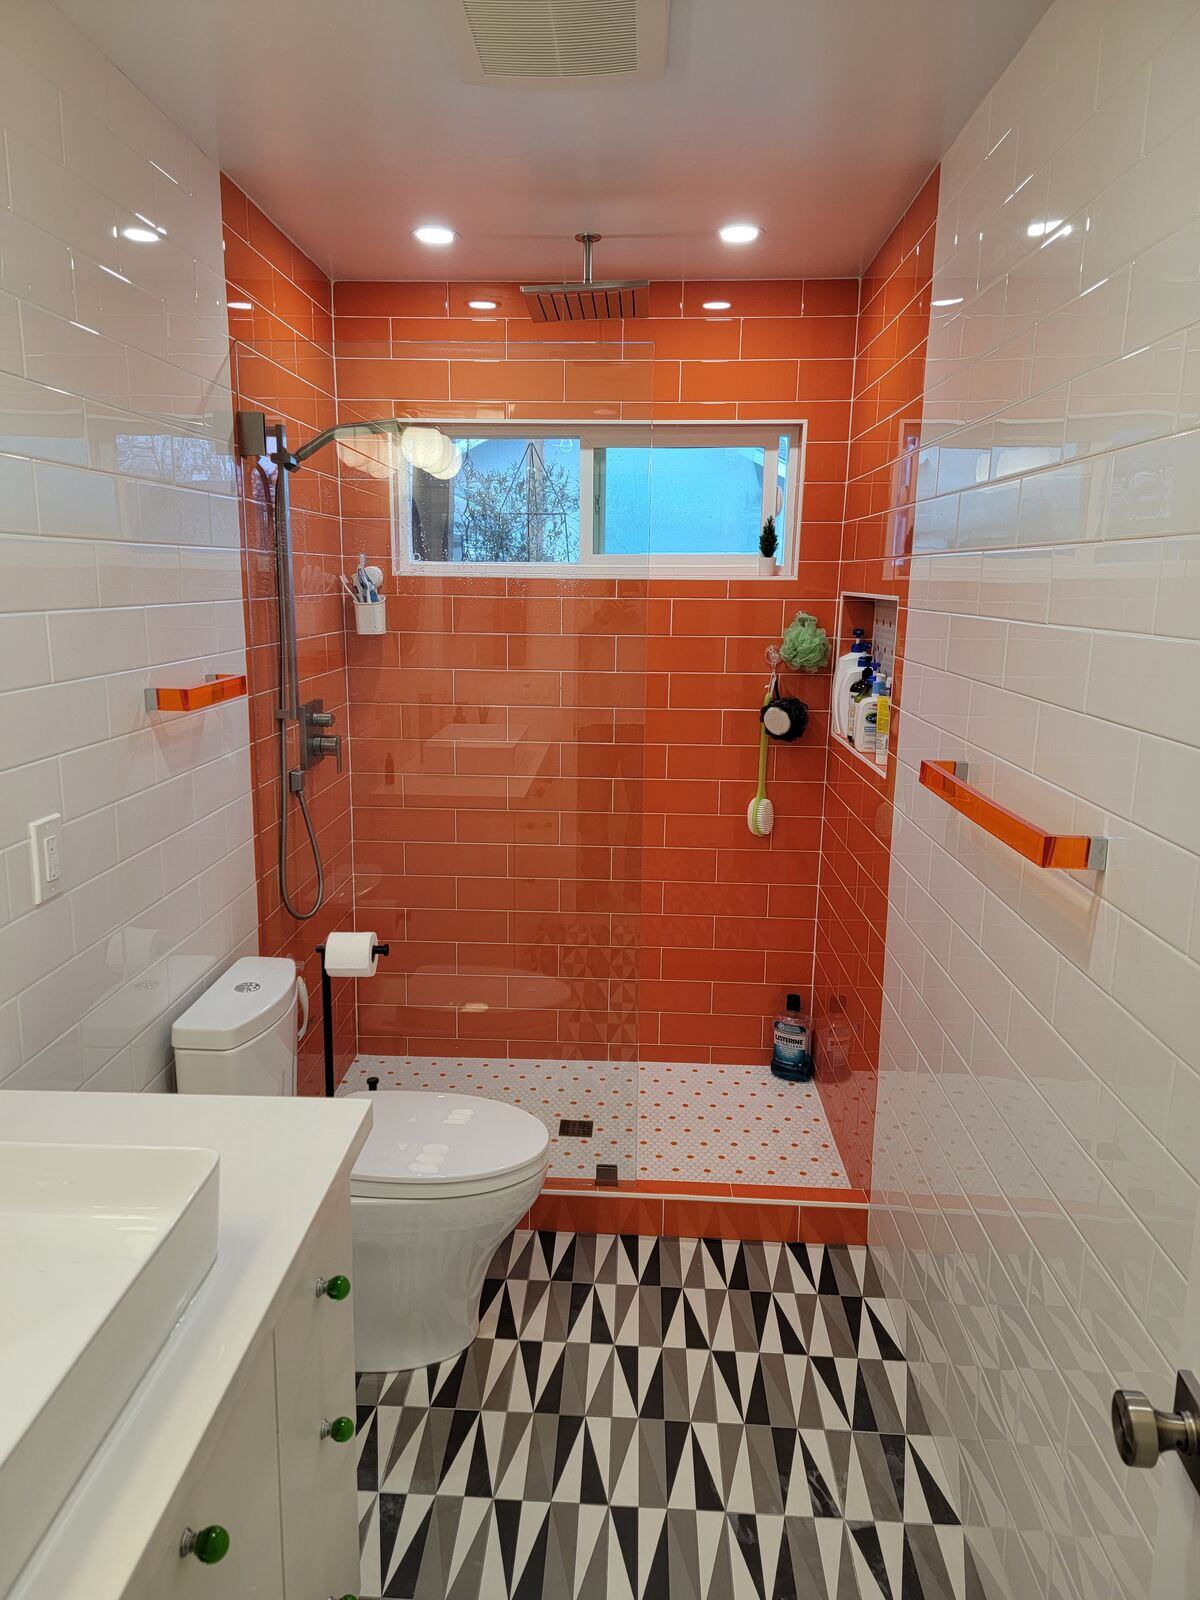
top-left (354, 1232), bottom-right (984, 1600)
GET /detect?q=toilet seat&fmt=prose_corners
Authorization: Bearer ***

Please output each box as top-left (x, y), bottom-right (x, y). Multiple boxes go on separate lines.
top-left (348, 1090), bottom-right (549, 1200)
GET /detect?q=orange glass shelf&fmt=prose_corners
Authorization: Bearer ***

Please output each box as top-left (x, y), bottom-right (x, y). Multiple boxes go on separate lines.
top-left (148, 674), bottom-right (247, 713)
top-left (919, 759), bottom-right (1108, 870)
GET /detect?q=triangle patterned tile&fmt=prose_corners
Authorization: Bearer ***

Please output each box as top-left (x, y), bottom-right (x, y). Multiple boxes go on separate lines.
top-left (442, 1501), bottom-right (495, 1600)
top-left (549, 1413), bottom-right (586, 1502)
top-left (571, 1503), bottom-right (610, 1599)
top-left (906, 1440), bottom-right (959, 1527)
top-left (659, 1347), bottom-right (693, 1421)
top-left (660, 1506), bottom-right (702, 1600)
top-left (742, 1423), bottom-right (785, 1515)
top-left (357, 1495), bottom-right (381, 1597)
top-left (382, 1492), bottom-right (435, 1598)
top-left (510, 1504), bottom-right (553, 1600)
top-left (847, 1519), bottom-right (895, 1600)
top-left (796, 1432), bottom-right (842, 1519)
top-left (542, 1502), bottom-right (581, 1598)
top-left (609, 1505), bottom-right (641, 1597)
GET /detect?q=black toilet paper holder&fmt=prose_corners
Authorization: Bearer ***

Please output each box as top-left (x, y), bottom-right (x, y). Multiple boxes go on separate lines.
top-left (315, 940), bottom-right (389, 1098)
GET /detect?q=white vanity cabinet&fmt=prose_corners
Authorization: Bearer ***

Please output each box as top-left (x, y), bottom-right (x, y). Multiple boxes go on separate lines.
top-left (121, 1341), bottom-right (283, 1600)
top-left (274, 1186), bottom-right (360, 1600)
top-left (121, 1187), bottom-right (359, 1600)
top-left (2, 1094), bottom-right (373, 1600)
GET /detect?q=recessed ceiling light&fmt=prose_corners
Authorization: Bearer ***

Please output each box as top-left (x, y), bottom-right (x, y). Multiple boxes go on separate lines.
top-left (120, 225), bottom-right (161, 244)
top-left (227, 300), bottom-right (252, 311)
top-left (468, 299), bottom-right (498, 310)
top-left (931, 297), bottom-right (963, 307)
top-left (702, 299), bottom-right (732, 310)
top-left (718, 222), bottom-right (760, 245)
top-left (413, 224), bottom-right (456, 246)
top-left (1026, 218), bottom-right (1064, 239)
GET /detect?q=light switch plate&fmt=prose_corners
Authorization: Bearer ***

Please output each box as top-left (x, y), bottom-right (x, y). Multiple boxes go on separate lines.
top-left (28, 814), bottom-right (63, 905)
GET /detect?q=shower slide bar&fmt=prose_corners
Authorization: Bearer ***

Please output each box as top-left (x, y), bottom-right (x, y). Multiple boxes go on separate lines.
top-left (919, 759), bottom-right (1109, 870)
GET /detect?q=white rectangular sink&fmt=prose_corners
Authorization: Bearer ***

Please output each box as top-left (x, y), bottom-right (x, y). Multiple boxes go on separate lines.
top-left (0, 1141), bottom-right (219, 1595)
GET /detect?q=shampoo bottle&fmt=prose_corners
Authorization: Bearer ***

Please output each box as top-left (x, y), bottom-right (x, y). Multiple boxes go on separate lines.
top-left (831, 630), bottom-right (867, 740)
top-left (771, 993), bottom-right (814, 1082)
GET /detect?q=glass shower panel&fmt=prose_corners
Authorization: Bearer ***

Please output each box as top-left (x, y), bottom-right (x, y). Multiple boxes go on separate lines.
top-left (336, 334), bottom-right (655, 1183)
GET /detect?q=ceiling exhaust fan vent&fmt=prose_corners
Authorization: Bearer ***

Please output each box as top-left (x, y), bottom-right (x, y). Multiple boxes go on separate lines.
top-left (446, 0), bottom-right (669, 88)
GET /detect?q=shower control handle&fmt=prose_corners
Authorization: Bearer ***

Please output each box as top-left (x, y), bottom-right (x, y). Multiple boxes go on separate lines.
top-left (299, 699), bottom-right (342, 774)
top-left (311, 734), bottom-right (342, 774)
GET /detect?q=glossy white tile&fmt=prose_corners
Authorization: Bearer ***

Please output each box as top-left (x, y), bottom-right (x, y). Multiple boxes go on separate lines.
top-left (0, 0), bottom-right (251, 1097)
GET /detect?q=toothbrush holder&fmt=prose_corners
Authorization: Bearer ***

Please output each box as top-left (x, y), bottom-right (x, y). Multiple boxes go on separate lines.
top-left (353, 597), bottom-right (387, 635)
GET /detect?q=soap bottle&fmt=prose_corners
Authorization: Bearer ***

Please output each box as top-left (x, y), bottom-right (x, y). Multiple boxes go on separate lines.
top-left (831, 630), bottom-right (868, 740)
top-left (844, 653), bottom-right (873, 742)
top-left (848, 666), bottom-right (874, 746)
top-left (857, 674), bottom-right (881, 755)
top-left (771, 993), bottom-right (814, 1082)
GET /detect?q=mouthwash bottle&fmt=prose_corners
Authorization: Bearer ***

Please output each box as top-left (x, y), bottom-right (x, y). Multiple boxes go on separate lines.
top-left (771, 993), bottom-right (814, 1082)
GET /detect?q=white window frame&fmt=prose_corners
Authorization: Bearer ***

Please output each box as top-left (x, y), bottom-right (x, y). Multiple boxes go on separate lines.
top-left (391, 419), bottom-right (806, 578)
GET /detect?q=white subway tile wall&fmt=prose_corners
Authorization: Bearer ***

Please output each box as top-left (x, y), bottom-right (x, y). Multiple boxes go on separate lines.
top-left (0, 1), bottom-right (254, 1094)
top-left (874, 1), bottom-right (1200, 1595)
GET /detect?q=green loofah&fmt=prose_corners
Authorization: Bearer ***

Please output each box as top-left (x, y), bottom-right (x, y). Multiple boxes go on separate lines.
top-left (779, 611), bottom-right (830, 672)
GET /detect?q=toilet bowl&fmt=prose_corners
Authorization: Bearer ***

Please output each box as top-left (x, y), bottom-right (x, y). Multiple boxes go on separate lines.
top-left (171, 958), bottom-right (550, 1370)
top-left (348, 1090), bottom-right (549, 1370)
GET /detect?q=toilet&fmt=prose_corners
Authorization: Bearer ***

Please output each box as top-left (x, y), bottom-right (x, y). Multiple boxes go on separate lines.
top-left (172, 956), bottom-right (550, 1369)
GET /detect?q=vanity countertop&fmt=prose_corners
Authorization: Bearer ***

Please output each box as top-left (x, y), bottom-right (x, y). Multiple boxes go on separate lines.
top-left (1, 1091), bottom-right (372, 1600)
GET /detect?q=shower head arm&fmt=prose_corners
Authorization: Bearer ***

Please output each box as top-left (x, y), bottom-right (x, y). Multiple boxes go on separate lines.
top-left (292, 417), bottom-right (405, 466)
top-left (235, 410), bottom-right (404, 467)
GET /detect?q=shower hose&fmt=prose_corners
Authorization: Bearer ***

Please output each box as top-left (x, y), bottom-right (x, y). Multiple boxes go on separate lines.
top-left (256, 461), bottom-right (325, 921)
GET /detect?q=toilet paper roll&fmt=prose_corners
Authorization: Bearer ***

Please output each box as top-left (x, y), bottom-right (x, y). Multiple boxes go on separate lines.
top-left (323, 931), bottom-right (379, 978)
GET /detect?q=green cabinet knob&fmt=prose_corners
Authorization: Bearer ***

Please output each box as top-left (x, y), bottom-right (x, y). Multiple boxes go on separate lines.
top-left (321, 1415), bottom-right (355, 1444)
top-left (180, 1525), bottom-right (230, 1565)
top-left (316, 1273), bottom-right (351, 1301)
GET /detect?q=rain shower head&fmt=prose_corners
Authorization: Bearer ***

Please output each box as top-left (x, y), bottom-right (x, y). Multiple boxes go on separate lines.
top-left (521, 233), bottom-right (648, 322)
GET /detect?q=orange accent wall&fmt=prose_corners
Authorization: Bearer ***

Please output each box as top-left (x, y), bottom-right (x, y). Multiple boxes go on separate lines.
top-left (220, 172), bottom-right (941, 1169)
top-left (222, 175), bottom-right (356, 1093)
top-left (813, 168), bottom-right (940, 1188)
top-left (331, 280), bottom-right (857, 1064)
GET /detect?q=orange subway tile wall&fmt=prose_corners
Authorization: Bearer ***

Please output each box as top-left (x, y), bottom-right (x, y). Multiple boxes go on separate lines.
top-left (222, 175), bottom-right (356, 1091)
top-left (813, 169), bottom-right (940, 1188)
top-left (331, 280), bottom-right (858, 1067)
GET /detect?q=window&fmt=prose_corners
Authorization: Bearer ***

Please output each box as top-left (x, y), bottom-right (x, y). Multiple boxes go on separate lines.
top-left (394, 423), bottom-right (802, 575)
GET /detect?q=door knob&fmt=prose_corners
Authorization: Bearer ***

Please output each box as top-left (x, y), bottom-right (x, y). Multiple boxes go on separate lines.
top-left (1112, 1371), bottom-right (1200, 1472)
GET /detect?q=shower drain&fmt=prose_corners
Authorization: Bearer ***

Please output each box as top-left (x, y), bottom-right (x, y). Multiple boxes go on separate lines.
top-left (558, 1118), bottom-right (593, 1137)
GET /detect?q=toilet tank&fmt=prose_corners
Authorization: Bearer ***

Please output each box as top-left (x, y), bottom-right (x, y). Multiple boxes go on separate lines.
top-left (172, 957), bottom-right (305, 1095)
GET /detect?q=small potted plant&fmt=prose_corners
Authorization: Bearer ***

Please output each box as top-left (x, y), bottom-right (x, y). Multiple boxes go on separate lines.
top-left (758, 515), bottom-right (778, 576)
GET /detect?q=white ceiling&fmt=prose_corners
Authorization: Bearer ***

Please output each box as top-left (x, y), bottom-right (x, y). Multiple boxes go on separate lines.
top-left (55, 0), bottom-right (1051, 283)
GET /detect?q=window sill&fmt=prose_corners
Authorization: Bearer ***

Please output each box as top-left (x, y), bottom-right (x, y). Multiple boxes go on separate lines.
top-left (397, 561), bottom-right (797, 580)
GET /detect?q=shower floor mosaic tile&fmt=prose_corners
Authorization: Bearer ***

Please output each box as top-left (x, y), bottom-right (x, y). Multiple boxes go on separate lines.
top-left (354, 1231), bottom-right (981, 1600)
top-left (343, 1056), bottom-right (849, 1189)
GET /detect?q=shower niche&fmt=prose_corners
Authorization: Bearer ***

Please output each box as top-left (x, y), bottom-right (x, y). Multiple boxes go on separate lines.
top-left (832, 591), bottom-right (898, 772)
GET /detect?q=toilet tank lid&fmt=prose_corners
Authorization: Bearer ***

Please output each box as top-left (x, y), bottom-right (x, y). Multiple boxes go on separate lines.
top-left (172, 957), bottom-right (298, 1052)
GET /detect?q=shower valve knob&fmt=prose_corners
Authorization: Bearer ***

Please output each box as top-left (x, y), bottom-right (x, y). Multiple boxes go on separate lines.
top-left (310, 710), bottom-right (334, 728)
top-left (311, 734), bottom-right (342, 773)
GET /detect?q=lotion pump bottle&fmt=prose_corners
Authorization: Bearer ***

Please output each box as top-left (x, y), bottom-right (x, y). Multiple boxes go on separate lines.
top-left (832, 630), bottom-right (867, 740)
